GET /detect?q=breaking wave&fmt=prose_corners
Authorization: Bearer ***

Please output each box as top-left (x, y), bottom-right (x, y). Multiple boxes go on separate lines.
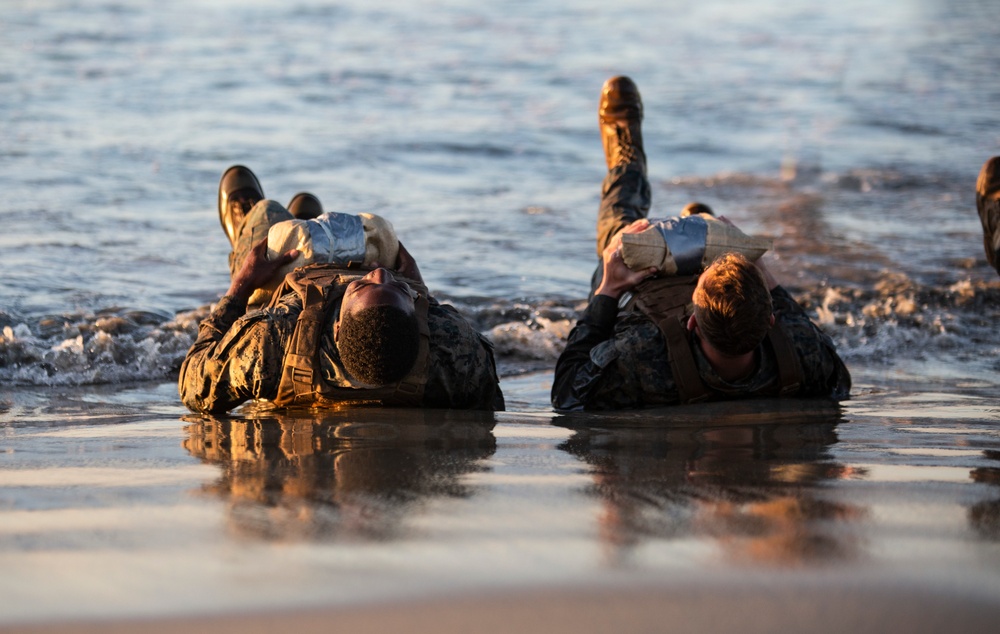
top-left (0, 306), bottom-right (209, 386)
top-left (3, 270), bottom-right (997, 387)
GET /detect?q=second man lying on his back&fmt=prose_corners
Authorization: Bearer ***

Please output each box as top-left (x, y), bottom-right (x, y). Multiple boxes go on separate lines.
top-left (179, 166), bottom-right (504, 414)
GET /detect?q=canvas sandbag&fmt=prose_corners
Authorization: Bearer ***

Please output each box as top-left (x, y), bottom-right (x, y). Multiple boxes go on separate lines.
top-left (620, 215), bottom-right (772, 276)
top-left (249, 212), bottom-right (399, 306)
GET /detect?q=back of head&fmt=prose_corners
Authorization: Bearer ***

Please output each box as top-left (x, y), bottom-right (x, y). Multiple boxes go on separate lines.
top-left (337, 305), bottom-right (420, 385)
top-left (692, 252), bottom-right (772, 356)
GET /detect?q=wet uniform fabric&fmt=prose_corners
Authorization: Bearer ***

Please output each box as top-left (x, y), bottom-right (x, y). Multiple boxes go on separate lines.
top-left (180, 289), bottom-right (504, 414)
top-left (550, 286), bottom-right (851, 411)
top-left (552, 162), bottom-right (850, 411)
top-left (181, 198), bottom-right (503, 414)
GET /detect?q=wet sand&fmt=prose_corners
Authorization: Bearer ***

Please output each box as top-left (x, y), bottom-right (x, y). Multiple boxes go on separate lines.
top-left (5, 578), bottom-right (1000, 634)
top-left (2, 373), bottom-right (999, 631)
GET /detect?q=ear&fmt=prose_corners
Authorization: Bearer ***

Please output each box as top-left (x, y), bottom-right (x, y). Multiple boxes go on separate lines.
top-left (333, 316), bottom-right (341, 343)
top-left (768, 313), bottom-right (776, 328)
top-left (687, 314), bottom-right (698, 332)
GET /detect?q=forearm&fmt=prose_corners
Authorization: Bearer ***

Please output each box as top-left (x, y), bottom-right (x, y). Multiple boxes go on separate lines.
top-left (185, 296), bottom-right (248, 359)
top-left (178, 295), bottom-right (253, 414)
top-left (551, 294), bottom-right (619, 410)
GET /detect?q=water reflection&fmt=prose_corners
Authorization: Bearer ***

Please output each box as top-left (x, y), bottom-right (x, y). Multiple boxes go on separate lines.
top-left (969, 449), bottom-right (1000, 540)
top-left (183, 408), bottom-right (497, 542)
top-left (554, 400), bottom-right (866, 567)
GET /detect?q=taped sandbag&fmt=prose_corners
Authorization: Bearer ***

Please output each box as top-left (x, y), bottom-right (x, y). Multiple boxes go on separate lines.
top-left (620, 215), bottom-right (771, 276)
top-left (248, 212), bottom-right (399, 306)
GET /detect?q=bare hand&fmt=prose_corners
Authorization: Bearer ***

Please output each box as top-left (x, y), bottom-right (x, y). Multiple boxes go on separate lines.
top-left (623, 218), bottom-right (651, 234)
top-left (595, 220), bottom-right (657, 299)
top-left (227, 239), bottom-right (299, 300)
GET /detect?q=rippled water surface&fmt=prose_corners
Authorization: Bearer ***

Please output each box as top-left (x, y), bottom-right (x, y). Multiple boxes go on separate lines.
top-left (1, 0), bottom-right (999, 627)
top-left (2, 0), bottom-right (999, 385)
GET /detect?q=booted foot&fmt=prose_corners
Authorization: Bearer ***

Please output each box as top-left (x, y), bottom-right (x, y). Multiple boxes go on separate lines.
top-left (218, 165), bottom-right (264, 246)
top-left (681, 202), bottom-right (715, 218)
top-left (287, 192), bottom-right (323, 220)
top-left (976, 156), bottom-right (1000, 275)
top-left (599, 76), bottom-right (645, 171)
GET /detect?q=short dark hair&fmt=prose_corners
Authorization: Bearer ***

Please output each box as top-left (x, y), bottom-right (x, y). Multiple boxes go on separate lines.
top-left (337, 305), bottom-right (420, 385)
top-left (692, 252), bottom-right (772, 356)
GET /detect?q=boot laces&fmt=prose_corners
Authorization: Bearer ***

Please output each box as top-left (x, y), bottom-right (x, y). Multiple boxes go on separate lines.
top-left (615, 126), bottom-right (637, 164)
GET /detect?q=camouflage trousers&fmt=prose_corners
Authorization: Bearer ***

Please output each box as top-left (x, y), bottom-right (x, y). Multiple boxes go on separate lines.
top-left (591, 162), bottom-right (651, 293)
top-left (227, 200), bottom-right (294, 279)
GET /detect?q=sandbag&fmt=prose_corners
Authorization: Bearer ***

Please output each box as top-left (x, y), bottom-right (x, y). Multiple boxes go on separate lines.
top-left (248, 212), bottom-right (399, 306)
top-left (620, 215), bottom-right (771, 276)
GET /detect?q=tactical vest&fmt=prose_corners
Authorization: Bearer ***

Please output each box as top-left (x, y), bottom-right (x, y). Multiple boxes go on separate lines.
top-left (626, 275), bottom-right (805, 404)
top-left (266, 263), bottom-right (431, 407)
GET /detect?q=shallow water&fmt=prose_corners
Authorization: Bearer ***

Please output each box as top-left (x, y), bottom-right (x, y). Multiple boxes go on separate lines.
top-left (1, 379), bottom-right (999, 624)
top-left (2, 0), bottom-right (999, 384)
top-left (1, 0), bottom-right (1000, 626)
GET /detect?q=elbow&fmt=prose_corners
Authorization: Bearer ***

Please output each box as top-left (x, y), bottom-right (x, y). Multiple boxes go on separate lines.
top-left (179, 382), bottom-right (231, 416)
top-left (550, 384), bottom-right (583, 412)
top-left (184, 397), bottom-right (232, 416)
top-left (180, 392), bottom-right (218, 415)
top-left (178, 358), bottom-right (236, 415)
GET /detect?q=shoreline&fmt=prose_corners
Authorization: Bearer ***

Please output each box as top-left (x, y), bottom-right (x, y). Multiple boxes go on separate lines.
top-left (5, 575), bottom-right (1000, 634)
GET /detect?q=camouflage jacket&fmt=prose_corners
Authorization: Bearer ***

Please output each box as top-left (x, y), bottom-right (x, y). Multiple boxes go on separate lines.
top-left (180, 291), bottom-right (504, 414)
top-left (551, 286), bottom-right (851, 411)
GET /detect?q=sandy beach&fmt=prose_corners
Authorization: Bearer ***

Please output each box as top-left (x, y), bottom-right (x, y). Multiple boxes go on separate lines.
top-left (6, 578), bottom-right (1000, 634)
top-left (3, 0), bottom-right (1000, 630)
top-left (3, 374), bottom-right (1000, 630)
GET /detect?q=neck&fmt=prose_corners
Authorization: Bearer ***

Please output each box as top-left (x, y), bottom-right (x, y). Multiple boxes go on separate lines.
top-left (699, 340), bottom-right (756, 382)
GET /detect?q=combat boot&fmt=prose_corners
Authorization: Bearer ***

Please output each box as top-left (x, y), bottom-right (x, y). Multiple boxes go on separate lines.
top-left (599, 76), bottom-right (646, 172)
top-left (681, 202), bottom-right (715, 217)
top-left (976, 156), bottom-right (1000, 275)
top-left (218, 165), bottom-right (264, 246)
top-left (287, 192), bottom-right (324, 220)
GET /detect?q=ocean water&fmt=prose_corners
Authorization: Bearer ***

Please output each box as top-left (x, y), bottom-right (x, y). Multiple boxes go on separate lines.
top-left (1, 0), bottom-right (999, 626)
top-left (2, 0), bottom-right (998, 386)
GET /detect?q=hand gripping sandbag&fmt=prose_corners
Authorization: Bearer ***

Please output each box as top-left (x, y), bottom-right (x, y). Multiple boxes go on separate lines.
top-left (248, 212), bottom-right (399, 306)
top-left (620, 215), bottom-right (772, 276)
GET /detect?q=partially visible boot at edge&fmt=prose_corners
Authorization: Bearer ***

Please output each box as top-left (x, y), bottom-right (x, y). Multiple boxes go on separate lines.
top-left (976, 156), bottom-right (1000, 276)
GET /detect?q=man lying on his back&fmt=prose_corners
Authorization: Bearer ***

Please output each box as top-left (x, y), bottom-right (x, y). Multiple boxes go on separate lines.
top-left (551, 77), bottom-right (851, 411)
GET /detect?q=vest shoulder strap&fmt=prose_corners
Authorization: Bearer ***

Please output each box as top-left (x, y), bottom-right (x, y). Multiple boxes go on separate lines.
top-left (763, 323), bottom-right (805, 396)
top-left (274, 283), bottom-right (331, 406)
top-left (627, 274), bottom-right (709, 404)
top-left (660, 317), bottom-right (712, 404)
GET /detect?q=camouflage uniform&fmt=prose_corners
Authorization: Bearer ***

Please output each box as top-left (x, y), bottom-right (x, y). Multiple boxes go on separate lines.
top-left (551, 164), bottom-right (851, 411)
top-left (180, 201), bottom-right (504, 415)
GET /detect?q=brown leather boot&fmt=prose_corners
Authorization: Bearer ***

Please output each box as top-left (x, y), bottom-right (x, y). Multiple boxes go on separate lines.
top-left (599, 76), bottom-right (645, 171)
top-left (218, 165), bottom-right (264, 246)
top-left (976, 156), bottom-right (1000, 275)
top-left (681, 202), bottom-right (715, 217)
top-left (287, 192), bottom-right (323, 220)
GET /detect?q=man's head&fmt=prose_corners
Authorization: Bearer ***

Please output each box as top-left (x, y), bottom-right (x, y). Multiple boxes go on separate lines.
top-left (690, 252), bottom-right (773, 356)
top-left (334, 268), bottom-right (420, 385)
